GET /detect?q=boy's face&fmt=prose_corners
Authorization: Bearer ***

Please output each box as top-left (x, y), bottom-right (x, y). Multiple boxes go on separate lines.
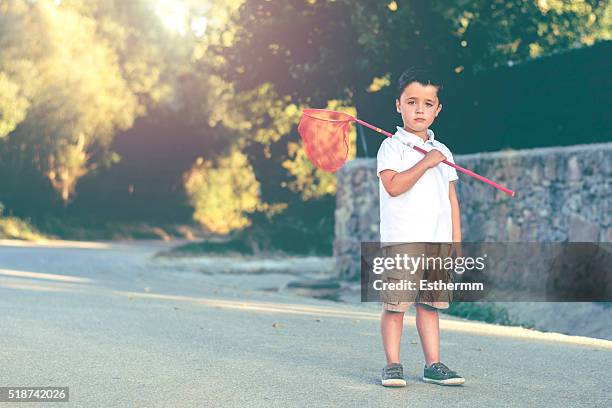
top-left (396, 81), bottom-right (442, 134)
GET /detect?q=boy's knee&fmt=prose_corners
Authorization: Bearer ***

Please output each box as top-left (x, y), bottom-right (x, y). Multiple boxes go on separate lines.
top-left (415, 303), bottom-right (439, 312)
top-left (383, 301), bottom-right (410, 313)
top-left (382, 309), bottom-right (405, 316)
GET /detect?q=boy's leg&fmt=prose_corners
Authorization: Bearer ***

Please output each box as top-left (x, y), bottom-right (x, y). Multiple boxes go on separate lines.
top-left (415, 243), bottom-right (453, 366)
top-left (418, 301), bottom-right (465, 385)
top-left (379, 244), bottom-right (416, 365)
top-left (380, 309), bottom-right (405, 364)
top-left (415, 303), bottom-right (440, 366)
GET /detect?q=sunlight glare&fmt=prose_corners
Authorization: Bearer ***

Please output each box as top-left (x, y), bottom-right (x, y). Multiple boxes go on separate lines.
top-left (155, 0), bottom-right (188, 36)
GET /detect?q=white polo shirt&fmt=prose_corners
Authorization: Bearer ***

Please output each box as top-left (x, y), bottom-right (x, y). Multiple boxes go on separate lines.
top-left (377, 127), bottom-right (459, 244)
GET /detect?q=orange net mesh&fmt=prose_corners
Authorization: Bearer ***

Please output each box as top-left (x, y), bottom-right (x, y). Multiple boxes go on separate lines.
top-left (297, 109), bottom-right (355, 173)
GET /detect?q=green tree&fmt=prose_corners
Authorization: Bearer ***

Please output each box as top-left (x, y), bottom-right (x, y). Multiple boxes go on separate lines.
top-left (184, 148), bottom-right (261, 234)
top-left (0, 0), bottom-right (182, 203)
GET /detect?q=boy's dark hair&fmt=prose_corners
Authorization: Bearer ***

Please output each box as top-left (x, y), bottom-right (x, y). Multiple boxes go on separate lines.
top-left (396, 66), bottom-right (443, 101)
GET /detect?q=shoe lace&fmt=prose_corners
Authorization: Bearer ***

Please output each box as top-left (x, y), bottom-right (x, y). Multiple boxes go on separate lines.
top-left (385, 365), bottom-right (403, 376)
top-left (431, 362), bottom-right (456, 375)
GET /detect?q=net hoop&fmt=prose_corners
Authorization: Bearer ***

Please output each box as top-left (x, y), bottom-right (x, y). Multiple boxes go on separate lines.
top-left (301, 108), bottom-right (356, 123)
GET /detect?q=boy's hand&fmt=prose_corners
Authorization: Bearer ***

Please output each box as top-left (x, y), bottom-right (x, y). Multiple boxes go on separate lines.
top-left (422, 149), bottom-right (446, 168)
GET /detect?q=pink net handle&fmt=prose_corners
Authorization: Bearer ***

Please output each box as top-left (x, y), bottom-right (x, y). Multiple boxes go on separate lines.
top-left (299, 108), bottom-right (516, 196)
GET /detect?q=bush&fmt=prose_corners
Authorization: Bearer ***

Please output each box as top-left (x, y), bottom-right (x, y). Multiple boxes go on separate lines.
top-left (0, 202), bottom-right (47, 240)
top-left (444, 302), bottom-right (535, 329)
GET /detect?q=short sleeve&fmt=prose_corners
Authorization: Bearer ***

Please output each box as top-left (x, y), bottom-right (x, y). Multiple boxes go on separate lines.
top-left (376, 139), bottom-right (403, 176)
top-left (445, 151), bottom-right (459, 182)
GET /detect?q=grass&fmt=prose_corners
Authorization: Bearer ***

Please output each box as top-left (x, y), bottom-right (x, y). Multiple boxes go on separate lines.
top-left (163, 225), bottom-right (333, 258)
top-left (36, 218), bottom-right (197, 241)
top-left (444, 302), bottom-right (535, 329)
top-left (163, 238), bottom-right (255, 257)
top-left (0, 216), bottom-right (47, 241)
top-left (0, 202), bottom-right (46, 240)
top-left (0, 201), bottom-right (204, 242)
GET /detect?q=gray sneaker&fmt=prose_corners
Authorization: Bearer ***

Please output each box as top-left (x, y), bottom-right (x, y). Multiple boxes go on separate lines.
top-left (381, 363), bottom-right (407, 387)
top-left (423, 362), bottom-right (465, 385)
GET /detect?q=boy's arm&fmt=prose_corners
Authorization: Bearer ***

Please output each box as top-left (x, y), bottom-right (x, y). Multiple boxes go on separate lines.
top-left (449, 181), bottom-right (461, 242)
top-left (379, 149), bottom-right (446, 197)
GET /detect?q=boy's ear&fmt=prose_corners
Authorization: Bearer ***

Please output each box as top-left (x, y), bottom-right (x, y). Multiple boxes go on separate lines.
top-left (435, 103), bottom-right (442, 117)
top-left (396, 99), bottom-right (401, 113)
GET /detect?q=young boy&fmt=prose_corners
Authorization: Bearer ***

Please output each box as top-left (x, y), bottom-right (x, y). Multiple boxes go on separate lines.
top-left (376, 66), bottom-right (465, 387)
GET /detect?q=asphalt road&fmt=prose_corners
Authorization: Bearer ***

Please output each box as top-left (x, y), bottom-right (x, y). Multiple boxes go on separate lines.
top-left (0, 240), bottom-right (610, 407)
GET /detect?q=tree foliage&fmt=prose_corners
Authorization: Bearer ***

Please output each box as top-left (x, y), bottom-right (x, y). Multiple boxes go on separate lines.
top-left (0, 0), bottom-right (177, 202)
top-left (184, 148), bottom-right (260, 234)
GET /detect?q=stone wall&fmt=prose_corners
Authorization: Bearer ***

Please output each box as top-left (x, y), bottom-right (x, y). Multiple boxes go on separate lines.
top-left (334, 143), bottom-right (611, 281)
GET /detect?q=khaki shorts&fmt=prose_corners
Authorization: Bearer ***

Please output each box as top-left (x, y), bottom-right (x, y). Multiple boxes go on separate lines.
top-left (381, 243), bottom-right (454, 313)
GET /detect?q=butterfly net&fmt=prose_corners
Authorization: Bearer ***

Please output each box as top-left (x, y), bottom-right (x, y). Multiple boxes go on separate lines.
top-left (297, 109), bottom-right (355, 172)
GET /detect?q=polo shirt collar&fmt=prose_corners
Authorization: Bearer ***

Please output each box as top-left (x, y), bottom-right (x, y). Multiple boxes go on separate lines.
top-left (393, 126), bottom-right (435, 146)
